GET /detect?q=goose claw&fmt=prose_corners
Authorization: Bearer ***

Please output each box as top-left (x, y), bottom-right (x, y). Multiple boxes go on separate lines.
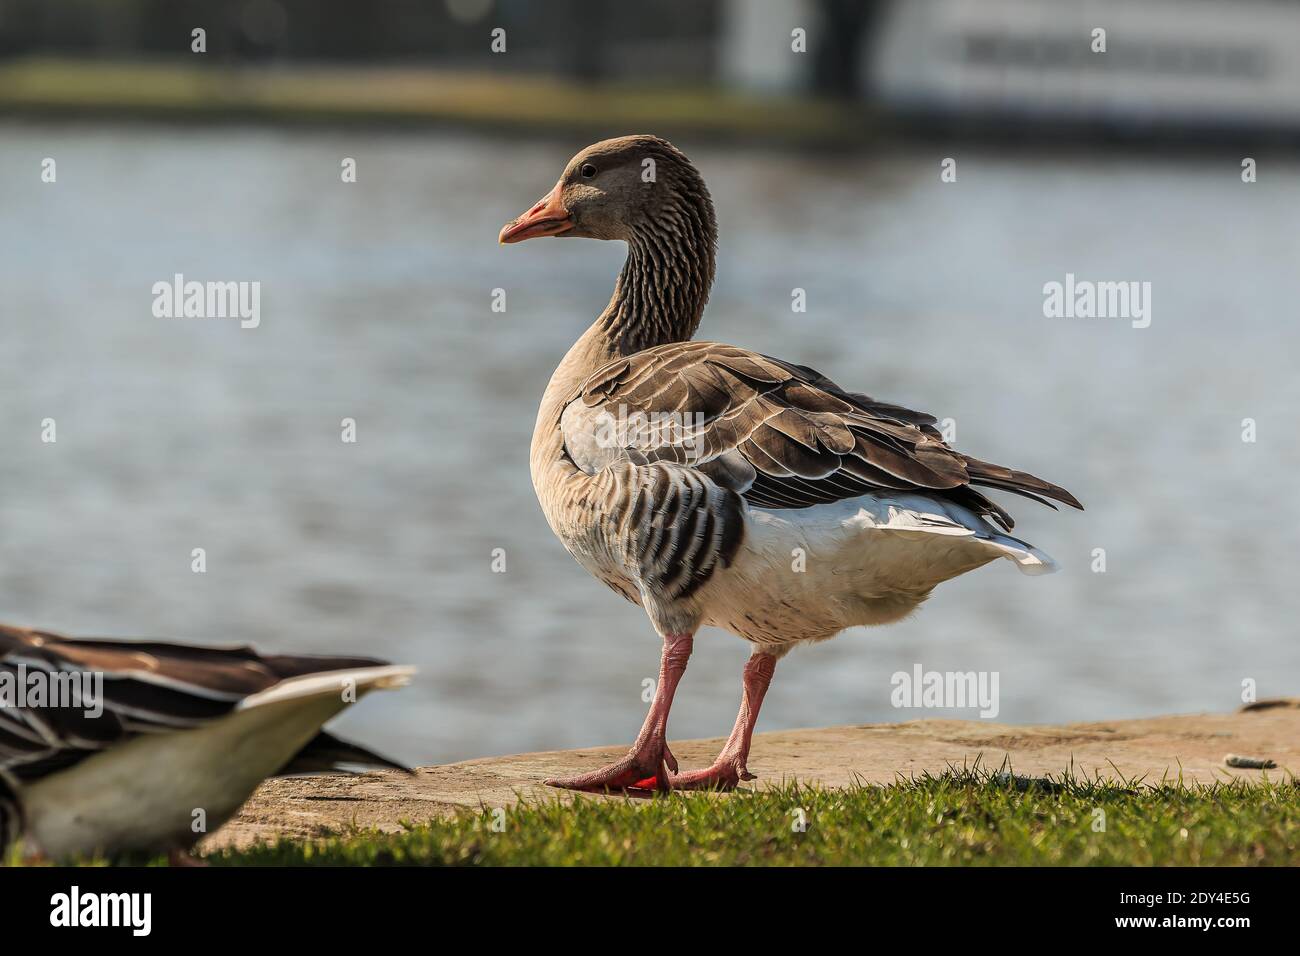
top-left (667, 760), bottom-right (747, 791)
top-left (663, 743), bottom-right (679, 774)
top-left (545, 749), bottom-right (670, 794)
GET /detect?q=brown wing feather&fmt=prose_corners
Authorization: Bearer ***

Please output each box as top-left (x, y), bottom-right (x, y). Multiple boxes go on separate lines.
top-left (578, 341), bottom-right (1081, 530)
top-left (0, 624), bottom-right (398, 787)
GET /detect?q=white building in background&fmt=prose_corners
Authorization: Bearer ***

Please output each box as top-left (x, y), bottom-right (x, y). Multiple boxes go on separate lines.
top-left (722, 0), bottom-right (1300, 131)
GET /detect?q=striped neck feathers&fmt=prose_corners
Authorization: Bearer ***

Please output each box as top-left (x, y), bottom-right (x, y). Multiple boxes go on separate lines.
top-left (598, 185), bottom-right (717, 355)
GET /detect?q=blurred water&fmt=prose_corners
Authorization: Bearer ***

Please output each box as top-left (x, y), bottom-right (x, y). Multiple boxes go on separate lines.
top-left (1, 122), bottom-right (1297, 765)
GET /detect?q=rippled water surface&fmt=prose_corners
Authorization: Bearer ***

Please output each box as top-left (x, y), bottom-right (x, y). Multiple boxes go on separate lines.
top-left (2, 122), bottom-right (1297, 764)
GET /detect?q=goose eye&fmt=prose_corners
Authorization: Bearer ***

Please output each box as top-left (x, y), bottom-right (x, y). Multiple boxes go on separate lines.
top-left (580, 163), bottom-right (597, 179)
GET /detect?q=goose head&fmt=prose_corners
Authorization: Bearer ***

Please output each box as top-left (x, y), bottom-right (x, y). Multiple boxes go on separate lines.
top-left (499, 134), bottom-right (716, 247)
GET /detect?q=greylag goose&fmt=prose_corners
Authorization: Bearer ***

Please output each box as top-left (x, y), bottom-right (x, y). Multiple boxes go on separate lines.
top-left (0, 624), bottom-right (411, 861)
top-left (501, 135), bottom-right (1082, 792)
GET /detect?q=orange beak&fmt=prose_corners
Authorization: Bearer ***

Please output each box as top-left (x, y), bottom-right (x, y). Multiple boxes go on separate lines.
top-left (499, 182), bottom-right (574, 244)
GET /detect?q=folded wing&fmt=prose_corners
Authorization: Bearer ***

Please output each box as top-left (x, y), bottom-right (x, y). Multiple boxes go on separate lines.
top-left (0, 624), bottom-right (404, 786)
top-left (567, 341), bottom-right (1081, 531)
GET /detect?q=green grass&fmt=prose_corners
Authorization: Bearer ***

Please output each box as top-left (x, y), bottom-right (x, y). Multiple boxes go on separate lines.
top-left (205, 767), bottom-right (1299, 867)
top-left (0, 57), bottom-right (868, 144)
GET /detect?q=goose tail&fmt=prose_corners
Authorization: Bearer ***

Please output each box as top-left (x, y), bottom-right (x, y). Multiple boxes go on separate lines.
top-left (978, 529), bottom-right (1060, 575)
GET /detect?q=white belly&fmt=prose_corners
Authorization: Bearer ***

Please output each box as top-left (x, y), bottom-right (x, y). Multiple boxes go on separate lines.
top-left (699, 493), bottom-right (1056, 651)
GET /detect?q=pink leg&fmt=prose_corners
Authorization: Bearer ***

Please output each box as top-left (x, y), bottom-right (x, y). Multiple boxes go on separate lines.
top-left (545, 633), bottom-right (693, 793)
top-left (671, 652), bottom-right (776, 791)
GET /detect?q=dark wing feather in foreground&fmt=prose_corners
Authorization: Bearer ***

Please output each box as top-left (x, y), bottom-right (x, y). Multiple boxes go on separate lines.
top-left (0, 624), bottom-right (408, 787)
top-left (577, 341), bottom-right (1082, 531)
